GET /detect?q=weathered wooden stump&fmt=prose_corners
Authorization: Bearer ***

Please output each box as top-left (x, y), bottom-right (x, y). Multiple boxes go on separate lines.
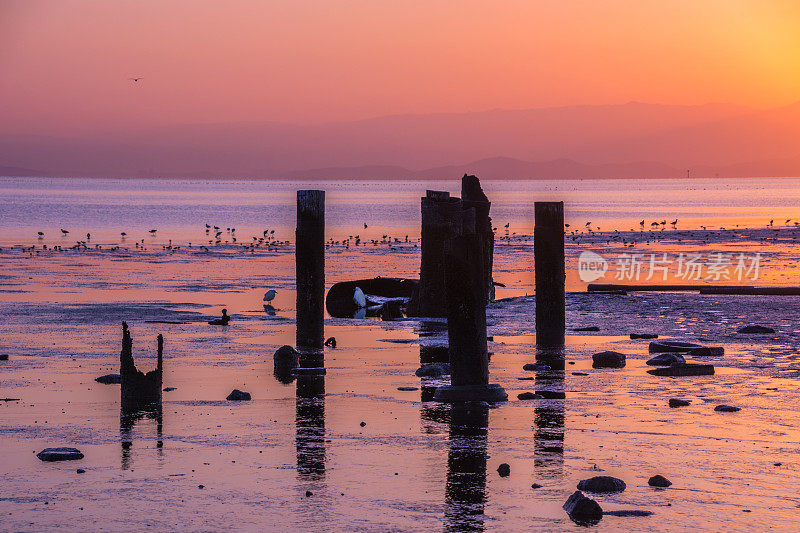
top-left (119, 321), bottom-right (162, 413)
top-left (296, 190), bottom-right (325, 371)
top-left (534, 202), bottom-right (565, 347)
top-left (461, 174), bottom-right (495, 304)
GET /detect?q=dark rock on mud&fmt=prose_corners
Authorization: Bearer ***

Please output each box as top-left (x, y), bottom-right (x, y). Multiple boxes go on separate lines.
top-left (572, 372), bottom-right (589, 376)
top-left (274, 345), bottom-right (299, 364)
top-left (648, 340), bottom-right (703, 353)
top-left (604, 510), bottom-right (654, 517)
top-left (397, 386), bottom-right (419, 391)
top-left (517, 392), bottom-right (543, 400)
top-left (573, 326), bottom-right (600, 332)
top-left (737, 325), bottom-right (775, 334)
top-left (163, 387), bottom-right (177, 392)
top-left (523, 362), bottom-right (550, 371)
top-left (536, 390), bottom-right (566, 399)
top-left (630, 333), bottom-right (658, 339)
top-left (563, 490), bottom-right (603, 525)
top-left (592, 351), bottom-right (626, 369)
top-left (668, 398), bottom-right (691, 408)
top-left (0, 354), bottom-right (8, 361)
top-left (531, 483), bottom-right (543, 489)
top-left (415, 362), bottom-right (450, 377)
top-left (37, 447), bottom-right (84, 462)
top-left (689, 346), bottom-right (725, 356)
top-left (95, 374), bottom-right (122, 384)
top-left (226, 389), bottom-right (251, 401)
top-left (648, 475), bottom-right (672, 487)
top-left (714, 404), bottom-right (740, 412)
top-left (577, 475), bottom-right (627, 493)
top-left (324, 336), bottom-right (337, 348)
top-left (497, 463), bottom-right (510, 477)
top-left (647, 364), bottom-right (714, 377)
top-left (646, 353), bottom-right (685, 366)
top-left (76, 468), bottom-right (86, 474)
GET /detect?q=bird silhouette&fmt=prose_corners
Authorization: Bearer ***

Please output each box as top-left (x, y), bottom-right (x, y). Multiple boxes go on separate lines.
top-left (128, 77), bottom-right (143, 83)
top-left (60, 229), bottom-right (69, 235)
top-left (263, 289), bottom-right (277, 302)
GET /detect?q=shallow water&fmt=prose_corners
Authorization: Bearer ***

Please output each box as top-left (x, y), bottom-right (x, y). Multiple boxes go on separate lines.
top-left (2, 178), bottom-right (800, 531)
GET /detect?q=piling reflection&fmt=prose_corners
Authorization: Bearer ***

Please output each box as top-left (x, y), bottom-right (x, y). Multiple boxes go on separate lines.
top-left (295, 374), bottom-right (326, 481)
top-left (419, 343), bottom-right (450, 429)
top-left (533, 346), bottom-right (565, 471)
top-left (120, 404), bottom-right (163, 470)
top-left (444, 401), bottom-right (489, 532)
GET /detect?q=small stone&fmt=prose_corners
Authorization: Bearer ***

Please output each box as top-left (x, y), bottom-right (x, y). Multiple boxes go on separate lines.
top-left (571, 372), bottom-right (589, 376)
top-left (226, 389), bottom-right (251, 401)
top-left (305, 490), bottom-right (313, 497)
top-left (646, 353), bottom-right (685, 366)
top-left (415, 362), bottom-right (450, 378)
top-left (94, 374), bottom-right (121, 384)
top-left (198, 484), bottom-right (204, 489)
top-left (76, 468), bottom-right (86, 474)
top-left (36, 447), bottom-right (84, 462)
top-left (531, 483), bottom-right (543, 489)
top-left (774, 462), bottom-right (782, 466)
top-left (714, 404), bottom-right (740, 412)
top-left (688, 346), bottom-right (725, 357)
top-left (577, 476), bottom-right (626, 493)
top-left (592, 351), bottom-right (626, 369)
top-left (668, 398), bottom-right (691, 408)
top-left (523, 362), bottom-right (550, 371)
top-left (0, 354), bottom-right (9, 361)
top-left (163, 387), bottom-right (177, 392)
top-left (517, 392), bottom-right (542, 400)
top-left (497, 463), bottom-right (510, 477)
top-left (563, 490), bottom-right (603, 525)
top-left (630, 333), bottom-right (658, 339)
top-left (573, 326), bottom-right (600, 332)
top-left (648, 475), bottom-right (672, 487)
top-left (737, 325), bottom-right (775, 334)
top-left (397, 386), bottom-right (418, 391)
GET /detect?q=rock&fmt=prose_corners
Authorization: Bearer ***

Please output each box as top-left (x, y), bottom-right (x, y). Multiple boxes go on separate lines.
top-left (36, 447), bottom-right (84, 462)
top-left (668, 398), bottom-right (691, 408)
top-left (523, 362), bottom-right (550, 371)
top-left (324, 336), bottom-right (337, 348)
top-left (415, 362), bottom-right (450, 378)
top-left (646, 353), bottom-right (685, 366)
top-left (198, 484), bottom-right (204, 489)
top-left (647, 364), bottom-right (714, 377)
top-left (274, 345), bottom-right (299, 364)
top-left (397, 386), bottom-right (419, 391)
top-left (648, 475), bottom-right (672, 487)
top-left (359, 421), bottom-right (366, 427)
top-left (163, 387), bottom-right (177, 392)
top-left (95, 374), bottom-right (122, 384)
top-left (563, 490), bottom-right (603, 525)
top-left (648, 340), bottom-right (703, 353)
top-left (497, 463), bottom-right (510, 477)
top-left (226, 389), bottom-right (251, 401)
top-left (592, 351), bottom-right (626, 369)
top-left (76, 468), bottom-right (86, 474)
top-left (517, 392), bottom-right (542, 400)
top-left (305, 490), bottom-right (313, 497)
top-left (604, 510), bottom-right (654, 517)
top-left (630, 333), bottom-right (658, 339)
top-left (714, 404), bottom-right (740, 412)
top-left (577, 475), bottom-right (626, 493)
top-left (737, 325), bottom-right (775, 334)
top-left (536, 390), bottom-right (566, 399)
top-left (531, 483), bottom-right (543, 489)
top-left (571, 372), bottom-right (589, 376)
top-left (689, 346), bottom-right (724, 356)
top-left (573, 326), bottom-right (600, 332)
top-left (0, 354), bottom-right (8, 361)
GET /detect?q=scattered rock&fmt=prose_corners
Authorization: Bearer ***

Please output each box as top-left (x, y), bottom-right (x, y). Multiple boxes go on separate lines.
top-left (604, 510), bottom-right (654, 517)
top-left (305, 490), bottom-right (313, 497)
top-left (0, 354), bottom-right (8, 361)
top-left (563, 490), bottom-right (603, 525)
top-left (668, 398), bottom-right (691, 408)
top-left (517, 392), bottom-right (542, 400)
top-left (571, 372), bottom-right (589, 376)
top-left (646, 353), bottom-right (685, 366)
top-left (76, 468), bottom-right (86, 474)
top-left (397, 386), bottom-right (419, 391)
top-left (274, 345), bottom-right (299, 364)
top-left (163, 387), bottom-right (177, 392)
top-left (577, 476), bottom-right (626, 493)
top-left (198, 484), bottom-right (204, 489)
top-left (226, 389), bottom-right (251, 401)
top-left (714, 404), bottom-right (740, 412)
top-left (592, 351), bottom-right (626, 369)
top-left (522, 362), bottom-right (550, 371)
top-left (573, 326), bottom-right (600, 332)
top-left (737, 325), bottom-right (775, 334)
top-left (648, 475), bottom-right (672, 487)
top-left (688, 346), bottom-right (725, 357)
top-left (648, 340), bottom-right (703, 353)
top-left (531, 483), bottom-right (543, 489)
top-left (359, 421), bottom-right (366, 427)
top-left (415, 362), bottom-right (450, 377)
top-left (94, 374), bottom-right (121, 384)
top-left (497, 463), bottom-right (511, 477)
top-left (37, 447), bottom-right (84, 462)
top-left (630, 333), bottom-right (658, 339)
top-left (647, 364), bottom-right (714, 377)
top-left (324, 337), bottom-right (337, 348)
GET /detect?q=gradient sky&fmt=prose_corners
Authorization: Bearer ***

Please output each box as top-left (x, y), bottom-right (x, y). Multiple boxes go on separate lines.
top-left (1, 0), bottom-right (799, 135)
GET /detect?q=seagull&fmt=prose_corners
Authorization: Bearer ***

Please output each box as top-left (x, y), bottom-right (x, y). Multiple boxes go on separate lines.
top-left (37, 232), bottom-right (44, 237)
top-left (263, 289), bottom-right (277, 302)
top-left (353, 286), bottom-right (366, 308)
top-left (120, 232), bottom-right (127, 237)
top-left (149, 229), bottom-right (157, 234)
top-left (364, 223), bottom-right (368, 229)
top-left (60, 229), bottom-right (69, 235)
top-left (128, 77), bottom-right (143, 83)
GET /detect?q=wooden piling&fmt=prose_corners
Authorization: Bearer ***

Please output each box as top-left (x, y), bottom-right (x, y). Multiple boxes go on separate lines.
top-left (120, 322), bottom-right (162, 412)
top-left (461, 174), bottom-right (494, 304)
top-left (296, 190), bottom-right (325, 367)
top-left (534, 202), bottom-right (565, 347)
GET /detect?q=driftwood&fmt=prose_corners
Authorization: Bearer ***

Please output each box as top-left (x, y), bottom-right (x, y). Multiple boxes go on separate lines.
top-left (120, 321), bottom-right (162, 412)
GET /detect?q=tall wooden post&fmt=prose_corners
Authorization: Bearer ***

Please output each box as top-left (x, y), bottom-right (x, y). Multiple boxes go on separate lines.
top-left (461, 174), bottom-right (494, 304)
top-left (534, 202), bottom-right (565, 347)
top-left (296, 190), bottom-right (325, 369)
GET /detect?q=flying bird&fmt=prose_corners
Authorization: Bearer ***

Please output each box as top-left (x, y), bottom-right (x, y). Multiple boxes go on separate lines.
top-left (128, 77), bottom-right (143, 83)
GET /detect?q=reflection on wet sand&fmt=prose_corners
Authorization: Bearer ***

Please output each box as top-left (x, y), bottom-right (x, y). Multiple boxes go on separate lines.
top-left (534, 347), bottom-right (565, 472)
top-left (120, 405), bottom-right (163, 470)
top-left (295, 374), bottom-right (326, 481)
top-left (445, 401), bottom-right (489, 533)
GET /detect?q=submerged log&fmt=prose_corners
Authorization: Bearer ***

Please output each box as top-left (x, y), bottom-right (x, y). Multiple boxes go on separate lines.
top-left (120, 321), bottom-right (162, 412)
top-left (325, 277), bottom-right (417, 317)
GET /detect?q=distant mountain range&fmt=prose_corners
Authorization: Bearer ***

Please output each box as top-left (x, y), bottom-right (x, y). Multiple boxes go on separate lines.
top-left (1, 101), bottom-right (799, 179)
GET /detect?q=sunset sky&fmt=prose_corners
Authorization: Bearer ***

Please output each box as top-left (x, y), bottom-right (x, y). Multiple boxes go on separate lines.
top-left (1, 0), bottom-right (799, 136)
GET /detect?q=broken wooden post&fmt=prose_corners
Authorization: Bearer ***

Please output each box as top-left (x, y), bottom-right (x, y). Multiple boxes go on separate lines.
top-left (534, 202), bottom-right (565, 347)
top-left (461, 174), bottom-right (494, 304)
top-left (414, 190), bottom-right (463, 317)
top-left (296, 190), bottom-right (325, 371)
top-left (120, 321), bottom-right (162, 412)
top-left (434, 208), bottom-right (507, 403)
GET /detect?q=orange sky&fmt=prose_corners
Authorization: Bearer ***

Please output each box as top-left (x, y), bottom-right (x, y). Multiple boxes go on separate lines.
top-left (1, 0), bottom-right (799, 135)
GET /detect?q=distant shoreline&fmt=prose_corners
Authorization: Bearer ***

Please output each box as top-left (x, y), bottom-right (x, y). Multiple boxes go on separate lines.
top-left (3, 174), bottom-right (799, 181)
